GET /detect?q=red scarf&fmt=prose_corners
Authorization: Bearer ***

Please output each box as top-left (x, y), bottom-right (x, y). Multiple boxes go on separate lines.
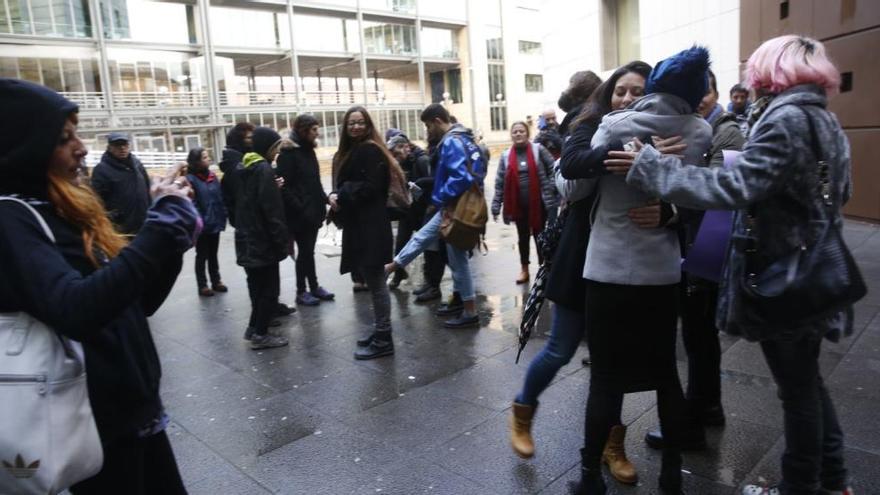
top-left (195, 171), bottom-right (216, 183)
top-left (503, 144), bottom-right (544, 234)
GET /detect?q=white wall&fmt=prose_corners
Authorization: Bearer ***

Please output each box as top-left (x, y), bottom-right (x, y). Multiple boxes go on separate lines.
top-left (536, 0), bottom-right (741, 120)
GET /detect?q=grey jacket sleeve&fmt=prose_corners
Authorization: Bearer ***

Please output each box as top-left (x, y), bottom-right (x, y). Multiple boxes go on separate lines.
top-left (537, 145), bottom-right (559, 209)
top-left (491, 153), bottom-right (507, 217)
top-left (626, 116), bottom-right (794, 210)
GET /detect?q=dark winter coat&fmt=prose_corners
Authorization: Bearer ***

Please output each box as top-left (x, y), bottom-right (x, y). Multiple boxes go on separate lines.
top-left (534, 128), bottom-right (563, 158)
top-left (233, 153), bottom-right (289, 268)
top-left (91, 151), bottom-right (152, 235)
top-left (559, 102), bottom-right (586, 140)
top-left (276, 135), bottom-right (327, 233)
top-left (545, 119), bottom-right (602, 310)
top-left (627, 84), bottom-right (854, 342)
top-left (0, 196), bottom-right (198, 445)
top-left (186, 171), bottom-right (227, 235)
top-left (334, 141), bottom-right (393, 274)
top-left (0, 79), bottom-right (200, 445)
top-left (219, 147), bottom-right (244, 227)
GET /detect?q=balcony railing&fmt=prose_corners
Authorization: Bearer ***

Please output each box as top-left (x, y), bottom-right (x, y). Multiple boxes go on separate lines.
top-left (60, 92), bottom-right (106, 110)
top-left (113, 91), bottom-right (211, 109)
top-left (219, 90), bottom-right (424, 107)
top-left (86, 151), bottom-right (188, 170)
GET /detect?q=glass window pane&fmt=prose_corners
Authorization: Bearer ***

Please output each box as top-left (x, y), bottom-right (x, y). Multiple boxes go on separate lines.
top-left (42, 59), bottom-right (63, 91)
top-left (103, 0), bottom-right (189, 44)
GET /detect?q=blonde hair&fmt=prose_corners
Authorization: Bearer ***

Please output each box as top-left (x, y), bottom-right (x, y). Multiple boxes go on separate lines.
top-left (47, 171), bottom-right (127, 267)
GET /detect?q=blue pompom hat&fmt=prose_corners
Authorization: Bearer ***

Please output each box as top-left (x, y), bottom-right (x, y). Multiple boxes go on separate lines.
top-left (645, 45), bottom-right (711, 112)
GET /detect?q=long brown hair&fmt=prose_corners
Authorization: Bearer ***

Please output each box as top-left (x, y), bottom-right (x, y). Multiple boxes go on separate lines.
top-left (48, 171), bottom-right (127, 267)
top-left (571, 61), bottom-right (652, 130)
top-left (332, 106), bottom-right (407, 198)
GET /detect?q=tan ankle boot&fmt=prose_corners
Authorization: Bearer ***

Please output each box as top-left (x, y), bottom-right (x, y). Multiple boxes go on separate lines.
top-left (510, 402), bottom-right (536, 458)
top-left (516, 265), bottom-right (530, 284)
top-left (602, 424), bottom-right (637, 484)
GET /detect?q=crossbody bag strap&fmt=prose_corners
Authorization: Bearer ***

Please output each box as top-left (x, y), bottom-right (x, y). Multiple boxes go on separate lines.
top-left (0, 196), bottom-right (55, 243)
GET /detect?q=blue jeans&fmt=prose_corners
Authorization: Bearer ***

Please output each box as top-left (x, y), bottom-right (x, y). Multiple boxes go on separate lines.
top-left (395, 211), bottom-right (475, 301)
top-left (516, 304), bottom-right (584, 406)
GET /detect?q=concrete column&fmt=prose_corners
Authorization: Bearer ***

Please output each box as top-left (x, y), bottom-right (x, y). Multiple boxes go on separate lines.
top-left (285, 0), bottom-right (302, 110)
top-left (88, 0), bottom-right (115, 122)
top-left (356, 0), bottom-right (368, 105)
top-left (197, 0), bottom-right (221, 120)
top-left (465, 0), bottom-right (477, 130)
top-left (414, 3), bottom-right (426, 107)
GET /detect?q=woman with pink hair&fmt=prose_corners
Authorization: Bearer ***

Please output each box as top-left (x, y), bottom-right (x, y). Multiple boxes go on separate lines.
top-left (617, 36), bottom-right (857, 495)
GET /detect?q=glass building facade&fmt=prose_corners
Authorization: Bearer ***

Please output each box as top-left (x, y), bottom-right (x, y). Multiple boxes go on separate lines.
top-left (0, 0), bottom-right (464, 165)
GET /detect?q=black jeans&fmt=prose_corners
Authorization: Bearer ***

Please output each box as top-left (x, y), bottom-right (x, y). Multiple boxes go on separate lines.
top-left (423, 246), bottom-right (447, 288)
top-left (70, 431), bottom-right (186, 495)
top-left (515, 216), bottom-right (543, 266)
top-left (245, 263), bottom-right (280, 336)
top-left (195, 232), bottom-right (221, 289)
top-left (361, 264), bottom-right (392, 332)
top-left (294, 228), bottom-right (319, 292)
top-left (761, 336), bottom-right (847, 494)
top-left (681, 282), bottom-right (722, 410)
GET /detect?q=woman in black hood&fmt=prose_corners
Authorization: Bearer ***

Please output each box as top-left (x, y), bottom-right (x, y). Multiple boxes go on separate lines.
top-left (0, 79), bottom-right (200, 494)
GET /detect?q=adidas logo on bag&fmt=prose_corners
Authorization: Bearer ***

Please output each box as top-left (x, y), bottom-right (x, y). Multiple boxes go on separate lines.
top-left (2, 454), bottom-right (40, 478)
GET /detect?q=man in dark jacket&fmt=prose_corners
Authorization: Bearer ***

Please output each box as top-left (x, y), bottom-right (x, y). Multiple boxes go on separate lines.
top-left (277, 114), bottom-right (334, 306)
top-left (218, 122), bottom-right (254, 227)
top-left (644, 69), bottom-right (746, 451)
top-left (386, 132), bottom-right (432, 289)
top-left (90, 132), bottom-right (151, 235)
top-left (236, 127), bottom-right (290, 350)
top-left (534, 108), bottom-right (564, 160)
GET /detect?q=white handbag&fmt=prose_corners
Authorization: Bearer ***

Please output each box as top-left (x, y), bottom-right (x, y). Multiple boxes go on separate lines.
top-left (0, 197), bottom-right (104, 495)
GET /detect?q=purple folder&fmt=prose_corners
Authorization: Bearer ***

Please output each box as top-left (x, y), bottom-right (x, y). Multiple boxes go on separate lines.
top-left (680, 150), bottom-right (741, 282)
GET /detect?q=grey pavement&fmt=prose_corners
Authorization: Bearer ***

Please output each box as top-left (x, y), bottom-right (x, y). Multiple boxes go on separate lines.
top-left (150, 215), bottom-right (880, 495)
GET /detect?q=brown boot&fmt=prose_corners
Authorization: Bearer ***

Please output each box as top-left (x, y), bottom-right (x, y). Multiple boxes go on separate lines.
top-left (602, 424), bottom-right (637, 484)
top-left (510, 402), bottom-right (536, 458)
top-left (516, 265), bottom-right (530, 284)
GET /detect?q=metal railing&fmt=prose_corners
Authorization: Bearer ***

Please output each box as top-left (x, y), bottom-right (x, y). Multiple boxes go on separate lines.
top-left (218, 90), bottom-right (423, 107)
top-left (60, 92), bottom-right (106, 110)
top-left (85, 151), bottom-right (189, 170)
top-left (112, 91), bottom-right (211, 109)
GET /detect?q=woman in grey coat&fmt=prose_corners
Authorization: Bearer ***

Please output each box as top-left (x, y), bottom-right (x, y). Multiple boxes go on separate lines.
top-left (623, 36), bottom-right (854, 495)
top-left (491, 121), bottom-right (558, 284)
top-left (563, 46), bottom-right (714, 495)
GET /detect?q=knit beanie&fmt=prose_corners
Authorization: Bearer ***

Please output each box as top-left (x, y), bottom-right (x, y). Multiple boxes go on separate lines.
top-left (646, 46), bottom-right (711, 112)
top-left (251, 127), bottom-right (282, 160)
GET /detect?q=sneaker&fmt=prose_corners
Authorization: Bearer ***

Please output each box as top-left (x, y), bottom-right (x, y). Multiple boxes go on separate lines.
top-left (212, 282), bottom-right (228, 293)
top-left (444, 312), bottom-right (479, 328)
top-left (415, 287), bottom-right (442, 303)
top-left (412, 284), bottom-right (432, 296)
top-left (296, 291), bottom-right (321, 306)
top-left (243, 326), bottom-right (256, 341)
top-left (696, 404), bottom-right (726, 426)
top-left (270, 319), bottom-right (282, 328)
top-left (435, 294), bottom-right (464, 316)
top-left (354, 337), bottom-right (394, 360)
top-left (312, 287), bottom-right (335, 301)
top-left (198, 287), bottom-right (214, 297)
top-left (388, 269), bottom-right (408, 289)
top-left (276, 303), bottom-right (297, 316)
top-left (742, 485), bottom-right (780, 495)
top-left (250, 333), bottom-right (289, 350)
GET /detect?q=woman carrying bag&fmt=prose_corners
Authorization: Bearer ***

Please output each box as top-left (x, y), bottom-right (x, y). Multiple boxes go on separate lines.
top-left (621, 36), bottom-right (859, 495)
top-left (0, 79), bottom-right (200, 494)
top-left (491, 121), bottom-right (558, 284)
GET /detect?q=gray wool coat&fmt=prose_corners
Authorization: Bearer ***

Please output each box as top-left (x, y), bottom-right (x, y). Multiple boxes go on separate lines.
top-left (627, 84), bottom-right (854, 342)
top-left (565, 93), bottom-right (713, 286)
top-left (491, 142), bottom-right (559, 221)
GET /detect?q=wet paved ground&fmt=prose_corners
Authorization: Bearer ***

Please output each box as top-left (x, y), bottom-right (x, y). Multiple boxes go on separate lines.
top-left (150, 212), bottom-right (880, 495)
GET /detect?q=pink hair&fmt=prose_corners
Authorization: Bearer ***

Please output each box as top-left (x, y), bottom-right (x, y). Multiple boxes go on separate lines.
top-left (745, 35), bottom-right (841, 96)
